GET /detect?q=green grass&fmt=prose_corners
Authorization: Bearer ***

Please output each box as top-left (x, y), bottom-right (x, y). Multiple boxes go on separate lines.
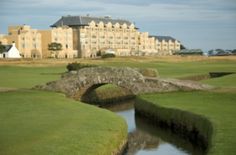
top-left (0, 65), bottom-right (128, 154)
top-left (1, 57), bottom-right (236, 154)
top-left (0, 90), bottom-right (127, 155)
top-left (202, 74), bottom-right (236, 88)
top-left (98, 59), bottom-right (236, 78)
top-left (136, 91), bottom-right (236, 155)
top-left (0, 66), bottom-right (65, 88)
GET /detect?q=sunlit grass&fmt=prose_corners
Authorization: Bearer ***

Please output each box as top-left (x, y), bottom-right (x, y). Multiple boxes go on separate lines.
top-left (0, 90), bottom-right (127, 155)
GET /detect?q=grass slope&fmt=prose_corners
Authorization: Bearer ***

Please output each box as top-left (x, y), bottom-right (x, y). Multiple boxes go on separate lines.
top-left (136, 91), bottom-right (236, 155)
top-left (0, 90), bottom-right (127, 155)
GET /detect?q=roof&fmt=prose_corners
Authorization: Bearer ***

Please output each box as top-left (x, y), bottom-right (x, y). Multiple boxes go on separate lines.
top-left (179, 49), bottom-right (203, 53)
top-left (1, 45), bottom-right (12, 52)
top-left (150, 35), bottom-right (177, 42)
top-left (51, 15), bottom-right (133, 27)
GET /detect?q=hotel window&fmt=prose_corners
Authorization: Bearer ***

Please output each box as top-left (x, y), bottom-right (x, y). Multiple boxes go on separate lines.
top-left (22, 43), bottom-right (25, 48)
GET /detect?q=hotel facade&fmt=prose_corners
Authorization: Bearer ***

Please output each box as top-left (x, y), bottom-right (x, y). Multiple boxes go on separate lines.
top-left (5, 25), bottom-right (42, 58)
top-left (39, 26), bottom-right (77, 58)
top-left (52, 15), bottom-right (181, 58)
top-left (1, 15), bottom-right (181, 58)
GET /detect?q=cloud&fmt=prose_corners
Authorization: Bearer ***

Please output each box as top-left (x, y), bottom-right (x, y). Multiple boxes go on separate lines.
top-left (0, 0), bottom-right (236, 49)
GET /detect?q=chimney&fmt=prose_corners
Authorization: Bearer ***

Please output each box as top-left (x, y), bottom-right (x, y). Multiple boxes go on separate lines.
top-left (12, 41), bottom-right (15, 47)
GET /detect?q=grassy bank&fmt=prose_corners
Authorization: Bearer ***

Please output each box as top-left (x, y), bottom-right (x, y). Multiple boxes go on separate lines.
top-left (0, 90), bottom-right (127, 155)
top-left (135, 91), bottom-right (236, 155)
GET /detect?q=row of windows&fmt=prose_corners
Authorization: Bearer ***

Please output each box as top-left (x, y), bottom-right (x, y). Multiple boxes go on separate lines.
top-left (21, 43), bottom-right (71, 49)
top-left (82, 33), bottom-right (138, 37)
top-left (82, 37), bottom-right (137, 41)
top-left (83, 41), bottom-right (136, 44)
top-left (21, 43), bottom-right (40, 49)
top-left (21, 37), bottom-right (40, 41)
top-left (84, 28), bottom-right (136, 33)
top-left (53, 33), bottom-right (72, 37)
top-left (53, 37), bottom-right (72, 42)
top-left (157, 44), bottom-right (180, 47)
top-left (88, 38), bottom-right (136, 41)
top-left (84, 45), bottom-right (137, 49)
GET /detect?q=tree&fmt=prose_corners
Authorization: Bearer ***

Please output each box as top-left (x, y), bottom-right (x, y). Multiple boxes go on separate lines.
top-left (232, 49), bottom-right (236, 54)
top-left (180, 44), bottom-right (186, 50)
top-left (48, 42), bottom-right (62, 58)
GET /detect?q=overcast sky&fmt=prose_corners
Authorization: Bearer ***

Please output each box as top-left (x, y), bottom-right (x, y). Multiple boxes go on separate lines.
top-left (0, 0), bottom-right (236, 50)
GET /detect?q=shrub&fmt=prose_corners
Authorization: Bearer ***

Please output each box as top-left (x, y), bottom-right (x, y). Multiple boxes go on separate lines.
top-left (135, 68), bottom-right (159, 77)
top-left (66, 62), bottom-right (96, 71)
top-left (101, 53), bottom-right (116, 58)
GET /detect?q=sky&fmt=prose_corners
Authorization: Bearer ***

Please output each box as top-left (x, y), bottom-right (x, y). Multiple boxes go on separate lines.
top-left (0, 0), bottom-right (236, 51)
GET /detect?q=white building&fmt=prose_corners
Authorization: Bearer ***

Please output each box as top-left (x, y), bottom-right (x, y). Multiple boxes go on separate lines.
top-left (0, 43), bottom-right (21, 58)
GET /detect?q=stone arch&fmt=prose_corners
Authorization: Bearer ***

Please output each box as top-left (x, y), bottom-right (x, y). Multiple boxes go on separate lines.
top-left (66, 66), bottom-right (145, 100)
top-left (39, 66), bottom-right (211, 101)
top-left (79, 82), bottom-right (134, 103)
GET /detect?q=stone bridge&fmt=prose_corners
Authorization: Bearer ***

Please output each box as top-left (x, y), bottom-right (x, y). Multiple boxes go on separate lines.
top-left (36, 66), bottom-right (211, 100)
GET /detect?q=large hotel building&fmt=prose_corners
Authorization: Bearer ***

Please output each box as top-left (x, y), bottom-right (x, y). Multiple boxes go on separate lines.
top-left (5, 25), bottom-right (42, 58)
top-left (0, 15), bottom-right (181, 58)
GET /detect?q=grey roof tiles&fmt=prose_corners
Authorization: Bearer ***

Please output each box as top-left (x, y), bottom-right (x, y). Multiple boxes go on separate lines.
top-left (2, 45), bottom-right (12, 52)
top-left (150, 35), bottom-right (177, 42)
top-left (51, 15), bottom-right (133, 27)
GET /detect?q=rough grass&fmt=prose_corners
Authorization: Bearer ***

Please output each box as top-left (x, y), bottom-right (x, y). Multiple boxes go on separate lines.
top-left (136, 91), bottom-right (236, 155)
top-left (0, 90), bottom-right (127, 155)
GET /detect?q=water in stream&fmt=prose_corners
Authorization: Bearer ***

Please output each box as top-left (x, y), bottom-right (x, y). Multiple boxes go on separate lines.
top-left (106, 101), bottom-right (205, 155)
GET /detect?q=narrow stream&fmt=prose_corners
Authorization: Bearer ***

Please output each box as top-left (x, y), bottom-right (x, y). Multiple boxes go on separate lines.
top-left (106, 100), bottom-right (205, 155)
